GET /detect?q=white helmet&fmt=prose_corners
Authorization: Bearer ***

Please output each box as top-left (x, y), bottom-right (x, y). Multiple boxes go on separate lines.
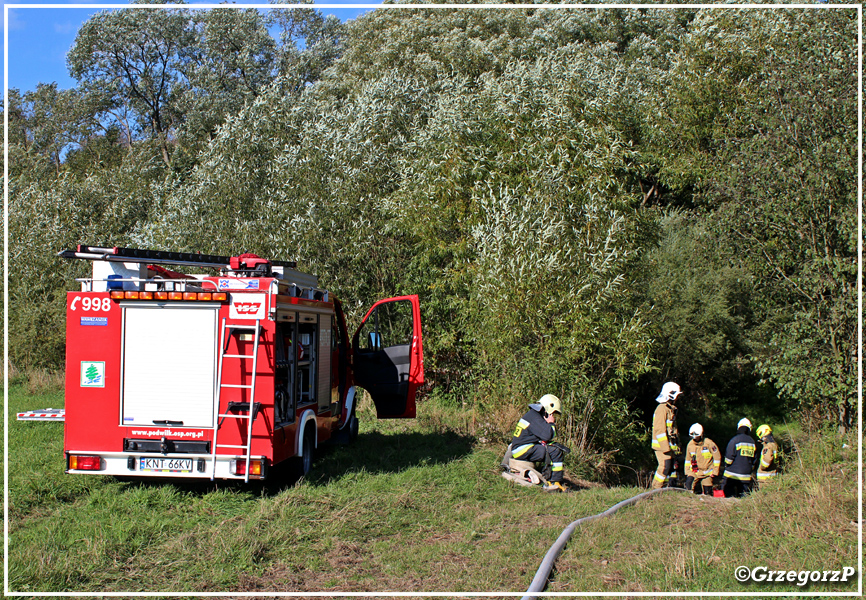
top-left (655, 381), bottom-right (682, 403)
top-left (689, 423), bottom-right (703, 439)
top-left (538, 394), bottom-right (562, 415)
top-left (737, 418), bottom-right (752, 430)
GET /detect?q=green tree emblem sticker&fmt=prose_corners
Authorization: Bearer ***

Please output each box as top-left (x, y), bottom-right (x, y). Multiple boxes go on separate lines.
top-left (80, 361), bottom-right (105, 387)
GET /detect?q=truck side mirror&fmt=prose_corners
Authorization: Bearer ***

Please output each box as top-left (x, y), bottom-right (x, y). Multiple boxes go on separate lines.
top-left (368, 331), bottom-right (382, 351)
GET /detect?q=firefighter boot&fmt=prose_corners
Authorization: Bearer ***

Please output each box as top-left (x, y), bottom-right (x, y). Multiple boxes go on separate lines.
top-left (542, 481), bottom-right (566, 493)
top-left (684, 476), bottom-right (695, 493)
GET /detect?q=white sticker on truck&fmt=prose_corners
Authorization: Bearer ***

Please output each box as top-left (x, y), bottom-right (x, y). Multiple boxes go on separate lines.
top-left (219, 278), bottom-right (260, 290)
top-left (230, 293), bottom-right (266, 319)
top-left (81, 361), bottom-right (106, 388)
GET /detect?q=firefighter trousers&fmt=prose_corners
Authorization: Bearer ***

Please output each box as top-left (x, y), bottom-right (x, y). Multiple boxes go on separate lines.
top-left (723, 477), bottom-right (753, 498)
top-left (652, 450), bottom-right (676, 489)
top-left (684, 475), bottom-right (714, 494)
top-left (515, 444), bottom-right (565, 482)
top-left (755, 470), bottom-right (777, 490)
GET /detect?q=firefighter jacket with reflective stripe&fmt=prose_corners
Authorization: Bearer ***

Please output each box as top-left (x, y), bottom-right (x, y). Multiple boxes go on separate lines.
top-left (723, 428), bottom-right (757, 481)
top-left (686, 437), bottom-right (722, 478)
top-left (651, 402), bottom-right (679, 454)
top-left (511, 408), bottom-right (555, 459)
top-left (757, 435), bottom-right (779, 481)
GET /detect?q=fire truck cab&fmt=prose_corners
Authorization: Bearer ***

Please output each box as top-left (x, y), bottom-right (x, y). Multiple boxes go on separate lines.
top-left (59, 245), bottom-right (424, 481)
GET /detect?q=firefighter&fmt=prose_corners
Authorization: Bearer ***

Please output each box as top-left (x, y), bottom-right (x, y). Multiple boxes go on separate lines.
top-left (650, 381), bottom-right (682, 489)
top-left (722, 418), bottom-right (757, 497)
top-left (683, 423), bottom-right (721, 495)
top-left (755, 424), bottom-right (779, 487)
top-left (509, 394), bottom-right (567, 492)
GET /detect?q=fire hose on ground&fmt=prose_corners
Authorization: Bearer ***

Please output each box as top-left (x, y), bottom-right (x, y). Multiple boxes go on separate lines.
top-left (521, 487), bottom-right (691, 599)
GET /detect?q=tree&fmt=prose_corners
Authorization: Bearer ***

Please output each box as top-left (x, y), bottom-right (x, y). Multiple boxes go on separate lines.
top-left (67, 5), bottom-right (344, 173)
top-left (636, 210), bottom-right (762, 414)
top-left (267, 7), bottom-right (344, 89)
top-left (67, 7), bottom-right (193, 168)
top-left (8, 140), bottom-right (165, 370)
top-left (701, 10), bottom-right (857, 431)
top-left (642, 8), bottom-right (858, 431)
top-left (5, 83), bottom-right (111, 177)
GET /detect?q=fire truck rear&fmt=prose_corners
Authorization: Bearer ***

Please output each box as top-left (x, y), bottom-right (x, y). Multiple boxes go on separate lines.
top-left (60, 245), bottom-right (424, 481)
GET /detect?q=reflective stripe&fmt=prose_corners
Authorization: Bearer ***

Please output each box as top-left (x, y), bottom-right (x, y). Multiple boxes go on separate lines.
top-left (552, 463), bottom-right (563, 472)
top-left (651, 439), bottom-right (660, 449)
top-left (724, 470), bottom-right (751, 481)
top-left (656, 433), bottom-right (668, 440)
top-left (757, 471), bottom-right (777, 480)
top-left (760, 457), bottom-right (771, 468)
top-left (512, 444), bottom-right (533, 458)
top-left (512, 418), bottom-right (530, 438)
top-left (653, 471), bottom-right (666, 482)
top-left (725, 457), bottom-right (733, 464)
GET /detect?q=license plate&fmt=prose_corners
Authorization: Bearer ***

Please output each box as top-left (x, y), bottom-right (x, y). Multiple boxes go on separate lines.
top-left (139, 457), bottom-right (193, 473)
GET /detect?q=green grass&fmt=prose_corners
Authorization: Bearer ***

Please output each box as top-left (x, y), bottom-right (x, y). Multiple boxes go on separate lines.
top-left (6, 384), bottom-right (860, 594)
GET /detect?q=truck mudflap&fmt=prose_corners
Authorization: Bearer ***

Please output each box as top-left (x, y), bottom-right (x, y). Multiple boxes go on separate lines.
top-left (65, 452), bottom-right (268, 480)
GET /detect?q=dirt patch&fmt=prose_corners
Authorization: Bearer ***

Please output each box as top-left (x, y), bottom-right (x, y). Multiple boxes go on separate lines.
top-left (233, 559), bottom-right (382, 594)
top-left (325, 541), bottom-right (366, 570)
top-left (565, 477), bottom-right (605, 490)
top-left (422, 531), bottom-right (463, 545)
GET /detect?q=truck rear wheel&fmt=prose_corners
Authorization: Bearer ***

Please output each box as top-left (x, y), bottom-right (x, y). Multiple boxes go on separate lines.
top-left (347, 414), bottom-right (359, 443)
top-left (291, 428), bottom-right (315, 480)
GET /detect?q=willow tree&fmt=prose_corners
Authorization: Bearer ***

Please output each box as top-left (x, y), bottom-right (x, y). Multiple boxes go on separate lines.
top-left (647, 8), bottom-right (859, 431)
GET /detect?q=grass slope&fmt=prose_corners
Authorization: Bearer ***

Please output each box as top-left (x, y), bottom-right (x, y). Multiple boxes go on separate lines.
top-left (6, 384), bottom-right (860, 594)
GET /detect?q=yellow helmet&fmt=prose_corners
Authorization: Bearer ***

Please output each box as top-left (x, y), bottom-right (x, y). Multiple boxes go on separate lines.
top-left (538, 394), bottom-right (562, 415)
top-left (756, 424), bottom-right (772, 438)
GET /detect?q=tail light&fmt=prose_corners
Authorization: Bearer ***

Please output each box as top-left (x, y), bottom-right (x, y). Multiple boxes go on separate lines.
top-left (231, 459), bottom-right (264, 476)
top-left (69, 455), bottom-right (103, 471)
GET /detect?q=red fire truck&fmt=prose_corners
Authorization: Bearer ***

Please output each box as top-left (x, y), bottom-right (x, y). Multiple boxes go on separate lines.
top-left (59, 245), bottom-right (424, 482)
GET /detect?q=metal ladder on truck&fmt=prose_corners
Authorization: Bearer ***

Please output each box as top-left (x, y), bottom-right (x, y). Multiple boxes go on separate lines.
top-left (212, 318), bottom-right (261, 482)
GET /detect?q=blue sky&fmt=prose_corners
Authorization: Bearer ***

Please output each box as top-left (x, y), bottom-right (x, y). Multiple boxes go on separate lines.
top-left (4, 2), bottom-right (379, 94)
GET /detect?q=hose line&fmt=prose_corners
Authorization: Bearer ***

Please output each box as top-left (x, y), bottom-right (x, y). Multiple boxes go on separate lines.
top-left (522, 487), bottom-right (691, 599)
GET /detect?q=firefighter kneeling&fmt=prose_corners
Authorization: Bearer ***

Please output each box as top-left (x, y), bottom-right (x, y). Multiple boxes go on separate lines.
top-left (501, 394), bottom-right (568, 492)
top-left (684, 423), bottom-right (721, 494)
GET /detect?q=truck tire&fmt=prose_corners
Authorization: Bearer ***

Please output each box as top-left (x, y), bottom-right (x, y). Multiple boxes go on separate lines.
top-left (331, 410), bottom-right (359, 445)
top-left (347, 414), bottom-right (359, 443)
top-left (291, 428), bottom-right (315, 480)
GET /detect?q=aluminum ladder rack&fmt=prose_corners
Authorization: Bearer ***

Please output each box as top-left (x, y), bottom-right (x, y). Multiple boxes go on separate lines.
top-left (212, 318), bottom-right (261, 482)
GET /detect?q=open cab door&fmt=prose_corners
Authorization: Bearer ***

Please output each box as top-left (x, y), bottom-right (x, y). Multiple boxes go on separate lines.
top-left (352, 295), bottom-right (424, 418)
